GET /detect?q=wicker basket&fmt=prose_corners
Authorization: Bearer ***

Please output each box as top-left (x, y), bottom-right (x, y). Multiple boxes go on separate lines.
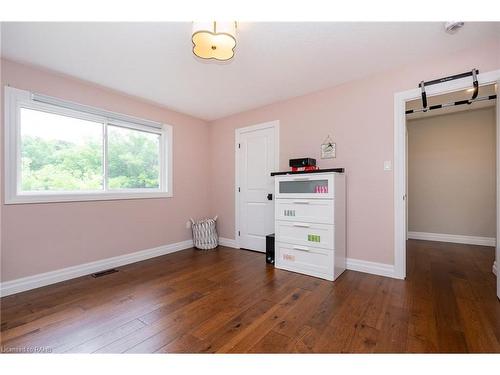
top-left (190, 216), bottom-right (219, 250)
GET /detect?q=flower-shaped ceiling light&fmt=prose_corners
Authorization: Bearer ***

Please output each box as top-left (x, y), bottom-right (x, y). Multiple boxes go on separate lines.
top-left (192, 22), bottom-right (237, 61)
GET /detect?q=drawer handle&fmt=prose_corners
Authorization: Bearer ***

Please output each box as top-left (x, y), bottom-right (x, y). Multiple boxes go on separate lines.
top-left (293, 245), bottom-right (310, 252)
top-left (293, 200), bottom-right (310, 204)
top-left (293, 223), bottom-right (310, 228)
top-left (293, 177), bottom-right (310, 181)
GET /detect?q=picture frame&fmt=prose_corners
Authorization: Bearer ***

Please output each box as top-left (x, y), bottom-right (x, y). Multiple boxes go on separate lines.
top-left (321, 135), bottom-right (336, 159)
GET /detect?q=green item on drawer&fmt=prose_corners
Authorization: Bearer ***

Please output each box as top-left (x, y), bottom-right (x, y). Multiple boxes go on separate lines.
top-left (308, 234), bottom-right (321, 242)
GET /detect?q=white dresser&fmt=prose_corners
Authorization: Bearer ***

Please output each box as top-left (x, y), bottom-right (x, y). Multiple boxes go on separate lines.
top-left (273, 171), bottom-right (346, 281)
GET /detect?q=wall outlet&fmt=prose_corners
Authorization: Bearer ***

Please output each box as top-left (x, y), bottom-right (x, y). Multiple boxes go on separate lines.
top-left (186, 221), bottom-right (191, 229)
top-left (384, 160), bottom-right (392, 171)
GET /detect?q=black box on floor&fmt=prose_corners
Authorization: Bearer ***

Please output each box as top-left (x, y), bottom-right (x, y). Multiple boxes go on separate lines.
top-left (266, 234), bottom-right (275, 265)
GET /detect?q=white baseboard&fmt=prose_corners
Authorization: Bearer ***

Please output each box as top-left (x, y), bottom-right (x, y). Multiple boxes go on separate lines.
top-left (346, 258), bottom-right (395, 279)
top-left (494, 261), bottom-right (497, 276)
top-left (1, 237), bottom-right (433, 297)
top-left (0, 239), bottom-right (194, 298)
top-left (218, 237), bottom-right (239, 249)
top-left (408, 231), bottom-right (496, 247)
top-left (217, 238), bottom-right (397, 279)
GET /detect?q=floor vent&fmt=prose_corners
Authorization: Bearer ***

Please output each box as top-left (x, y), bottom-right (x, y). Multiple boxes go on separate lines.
top-left (91, 269), bottom-right (118, 278)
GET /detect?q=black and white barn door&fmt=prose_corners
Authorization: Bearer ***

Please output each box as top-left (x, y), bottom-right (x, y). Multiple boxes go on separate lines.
top-left (237, 121), bottom-right (279, 252)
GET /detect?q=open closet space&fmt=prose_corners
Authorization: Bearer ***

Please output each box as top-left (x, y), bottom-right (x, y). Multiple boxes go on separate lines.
top-left (403, 81), bottom-right (499, 351)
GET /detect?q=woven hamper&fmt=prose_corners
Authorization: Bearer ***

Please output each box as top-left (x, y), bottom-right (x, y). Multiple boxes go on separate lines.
top-left (190, 216), bottom-right (219, 250)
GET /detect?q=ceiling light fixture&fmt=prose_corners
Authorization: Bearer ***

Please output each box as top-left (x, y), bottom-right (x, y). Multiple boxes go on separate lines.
top-left (192, 22), bottom-right (237, 61)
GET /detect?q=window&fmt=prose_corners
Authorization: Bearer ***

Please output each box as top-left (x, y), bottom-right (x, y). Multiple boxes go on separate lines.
top-left (4, 87), bottom-right (172, 204)
top-left (20, 108), bottom-right (104, 192)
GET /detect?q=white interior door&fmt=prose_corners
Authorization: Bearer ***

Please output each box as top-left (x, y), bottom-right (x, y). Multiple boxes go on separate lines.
top-left (237, 122), bottom-right (278, 252)
top-left (496, 80), bottom-right (500, 300)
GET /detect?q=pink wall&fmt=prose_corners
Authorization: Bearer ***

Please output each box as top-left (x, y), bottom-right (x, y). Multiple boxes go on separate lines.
top-left (1, 37), bottom-right (499, 282)
top-left (208, 37), bottom-right (500, 265)
top-left (0, 59), bottom-right (211, 281)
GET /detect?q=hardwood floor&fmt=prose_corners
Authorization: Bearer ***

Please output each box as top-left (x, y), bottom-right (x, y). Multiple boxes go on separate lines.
top-left (1, 240), bottom-right (499, 353)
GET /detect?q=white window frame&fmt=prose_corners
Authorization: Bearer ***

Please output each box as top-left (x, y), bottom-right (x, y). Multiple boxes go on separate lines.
top-left (4, 86), bottom-right (173, 204)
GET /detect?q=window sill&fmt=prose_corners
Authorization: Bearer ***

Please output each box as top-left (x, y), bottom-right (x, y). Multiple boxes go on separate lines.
top-left (4, 191), bottom-right (173, 205)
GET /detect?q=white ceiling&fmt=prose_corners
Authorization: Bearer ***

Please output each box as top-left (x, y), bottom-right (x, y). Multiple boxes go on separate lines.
top-left (1, 22), bottom-right (499, 121)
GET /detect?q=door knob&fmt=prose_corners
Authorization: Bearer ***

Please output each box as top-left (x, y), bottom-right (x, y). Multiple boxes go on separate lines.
top-left (267, 193), bottom-right (273, 201)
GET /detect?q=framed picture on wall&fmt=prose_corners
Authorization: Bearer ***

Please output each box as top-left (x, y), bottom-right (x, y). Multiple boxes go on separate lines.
top-left (321, 135), bottom-right (336, 159)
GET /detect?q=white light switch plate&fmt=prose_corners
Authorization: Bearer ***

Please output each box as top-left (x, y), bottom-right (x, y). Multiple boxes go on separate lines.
top-left (384, 161), bottom-right (392, 171)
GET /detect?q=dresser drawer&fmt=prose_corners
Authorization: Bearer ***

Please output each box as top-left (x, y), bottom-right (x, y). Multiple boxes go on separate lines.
top-left (275, 174), bottom-right (334, 199)
top-left (275, 242), bottom-right (334, 281)
top-left (276, 199), bottom-right (334, 224)
top-left (275, 221), bottom-right (334, 250)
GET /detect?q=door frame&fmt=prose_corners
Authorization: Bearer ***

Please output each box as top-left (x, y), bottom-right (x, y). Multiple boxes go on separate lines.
top-left (394, 69), bottom-right (500, 280)
top-left (235, 120), bottom-right (280, 249)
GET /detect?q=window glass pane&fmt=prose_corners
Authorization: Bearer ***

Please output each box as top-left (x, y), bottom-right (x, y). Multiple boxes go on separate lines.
top-left (107, 125), bottom-right (160, 189)
top-left (20, 108), bottom-right (104, 192)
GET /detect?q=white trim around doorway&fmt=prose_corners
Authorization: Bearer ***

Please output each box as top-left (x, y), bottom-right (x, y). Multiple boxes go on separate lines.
top-left (394, 69), bottom-right (500, 280)
top-left (234, 120), bottom-right (280, 249)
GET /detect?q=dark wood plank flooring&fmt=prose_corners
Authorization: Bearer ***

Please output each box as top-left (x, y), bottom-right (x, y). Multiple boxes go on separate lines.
top-left (1, 240), bottom-right (499, 353)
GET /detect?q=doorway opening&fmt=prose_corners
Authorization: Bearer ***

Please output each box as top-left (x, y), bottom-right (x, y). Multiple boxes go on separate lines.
top-left (394, 71), bottom-right (500, 294)
top-left (404, 84), bottom-right (498, 298)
